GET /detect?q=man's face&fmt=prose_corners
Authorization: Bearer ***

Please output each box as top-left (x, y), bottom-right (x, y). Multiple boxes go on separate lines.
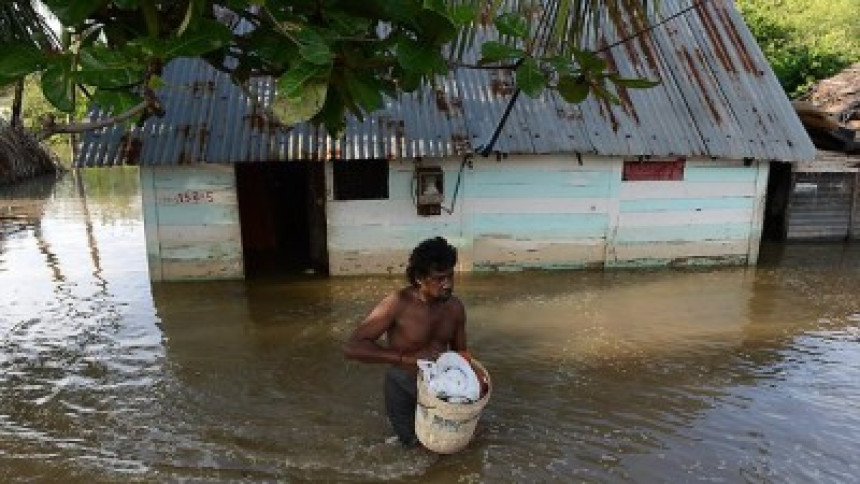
top-left (419, 268), bottom-right (455, 301)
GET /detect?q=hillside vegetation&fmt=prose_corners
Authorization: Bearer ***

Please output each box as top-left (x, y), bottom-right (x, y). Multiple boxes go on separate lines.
top-left (737, 0), bottom-right (860, 98)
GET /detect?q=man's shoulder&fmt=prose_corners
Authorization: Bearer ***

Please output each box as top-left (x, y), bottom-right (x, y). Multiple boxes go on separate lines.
top-left (447, 294), bottom-right (464, 305)
top-left (383, 287), bottom-right (417, 309)
top-left (445, 295), bottom-right (466, 313)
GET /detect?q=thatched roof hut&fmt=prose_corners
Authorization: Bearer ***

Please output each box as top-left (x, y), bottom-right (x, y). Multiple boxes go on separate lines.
top-left (808, 63), bottom-right (860, 131)
top-left (793, 63), bottom-right (859, 153)
top-left (0, 120), bottom-right (62, 185)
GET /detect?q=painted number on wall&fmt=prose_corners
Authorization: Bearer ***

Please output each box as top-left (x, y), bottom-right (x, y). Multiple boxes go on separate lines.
top-left (172, 190), bottom-right (215, 204)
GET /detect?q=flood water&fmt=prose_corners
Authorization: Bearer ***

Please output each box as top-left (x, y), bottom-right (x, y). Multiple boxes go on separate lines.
top-left (1, 171), bottom-right (859, 484)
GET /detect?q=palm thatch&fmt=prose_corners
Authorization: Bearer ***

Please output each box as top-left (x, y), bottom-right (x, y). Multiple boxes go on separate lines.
top-left (793, 63), bottom-right (860, 153)
top-left (0, 119), bottom-right (63, 186)
top-left (0, 2), bottom-right (63, 185)
top-left (0, 0), bottom-right (57, 48)
top-left (807, 63), bottom-right (860, 131)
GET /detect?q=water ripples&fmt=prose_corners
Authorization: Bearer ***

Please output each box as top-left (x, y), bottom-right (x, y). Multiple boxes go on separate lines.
top-left (3, 175), bottom-right (860, 483)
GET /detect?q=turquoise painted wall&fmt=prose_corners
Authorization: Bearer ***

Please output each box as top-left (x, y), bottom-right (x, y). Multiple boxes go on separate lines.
top-left (141, 165), bottom-right (244, 281)
top-left (327, 156), bottom-right (767, 274)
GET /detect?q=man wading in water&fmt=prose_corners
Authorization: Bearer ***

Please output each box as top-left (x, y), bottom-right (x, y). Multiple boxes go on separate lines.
top-left (343, 237), bottom-right (468, 448)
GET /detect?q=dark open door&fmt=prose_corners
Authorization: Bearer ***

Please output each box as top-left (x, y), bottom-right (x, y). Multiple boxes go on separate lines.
top-left (235, 162), bottom-right (328, 277)
top-left (763, 162), bottom-right (792, 241)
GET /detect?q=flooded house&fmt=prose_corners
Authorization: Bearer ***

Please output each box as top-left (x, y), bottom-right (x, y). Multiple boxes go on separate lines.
top-left (76, 0), bottom-right (815, 281)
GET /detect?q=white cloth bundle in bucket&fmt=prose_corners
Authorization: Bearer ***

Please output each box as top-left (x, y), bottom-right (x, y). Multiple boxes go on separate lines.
top-left (417, 352), bottom-right (481, 403)
top-left (415, 353), bottom-right (491, 454)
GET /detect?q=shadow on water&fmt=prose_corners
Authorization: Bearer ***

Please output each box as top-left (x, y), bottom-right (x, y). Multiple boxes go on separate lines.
top-left (1, 170), bottom-right (859, 483)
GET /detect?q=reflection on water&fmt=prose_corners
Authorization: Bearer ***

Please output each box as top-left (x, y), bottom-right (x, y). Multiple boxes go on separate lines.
top-left (1, 172), bottom-right (859, 483)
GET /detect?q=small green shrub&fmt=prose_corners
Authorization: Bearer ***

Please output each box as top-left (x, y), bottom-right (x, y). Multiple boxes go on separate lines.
top-left (737, 0), bottom-right (860, 98)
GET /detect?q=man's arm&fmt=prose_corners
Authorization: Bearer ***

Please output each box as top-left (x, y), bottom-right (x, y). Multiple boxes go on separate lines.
top-left (343, 292), bottom-right (404, 365)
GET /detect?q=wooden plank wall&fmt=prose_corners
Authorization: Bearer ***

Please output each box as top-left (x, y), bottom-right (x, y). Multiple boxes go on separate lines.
top-left (326, 156), bottom-right (766, 275)
top-left (140, 165), bottom-right (244, 281)
top-left (468, 156), bottom-right (612, 270)
top-left (327, 157), bottom-right (469, 275)
top-left (787, 172), bottom-right (855, 240)
top-left (853, 172), bottom-right (860, 241)
top-left (790, 159), bottom-right (859, 241)
top-left (608, 159), bottom-right (763, 267)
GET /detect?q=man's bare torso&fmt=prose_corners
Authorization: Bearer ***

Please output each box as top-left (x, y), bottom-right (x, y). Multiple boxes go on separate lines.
top-left (387, 287), bottom-right (461, 355)
top-left (343, 275), bottom-right (466, 372)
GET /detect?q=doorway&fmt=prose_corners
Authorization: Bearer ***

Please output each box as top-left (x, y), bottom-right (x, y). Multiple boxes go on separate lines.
top-left (762, 162), bottom-right (792, 241)
top-left (235, 162), bottom-right (328, 277)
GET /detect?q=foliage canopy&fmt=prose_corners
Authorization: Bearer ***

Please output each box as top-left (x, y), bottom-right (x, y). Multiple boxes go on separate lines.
top-left (0, 0), bottom-right (659, 137)
top-left (737, 0), bottom-right (860, 98)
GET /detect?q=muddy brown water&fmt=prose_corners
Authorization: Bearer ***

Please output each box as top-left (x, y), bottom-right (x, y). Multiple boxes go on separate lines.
top-left (1, 172), bottom-right (859, 484)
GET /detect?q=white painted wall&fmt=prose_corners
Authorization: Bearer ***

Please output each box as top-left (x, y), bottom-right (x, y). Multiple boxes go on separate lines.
top-left (141, 165), bottom-right (244, 281)
top-left (326, 155), bottom-right (769, 275)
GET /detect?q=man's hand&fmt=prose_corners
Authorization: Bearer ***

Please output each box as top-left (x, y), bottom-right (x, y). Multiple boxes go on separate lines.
top-left (400, 347), bottom-right (442, 368)
top-left (414, 347), bottom-right (442, 361)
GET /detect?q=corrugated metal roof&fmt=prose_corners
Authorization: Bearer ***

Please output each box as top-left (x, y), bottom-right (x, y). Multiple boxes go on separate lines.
top-left (75, 0), bottom-right (815, 167)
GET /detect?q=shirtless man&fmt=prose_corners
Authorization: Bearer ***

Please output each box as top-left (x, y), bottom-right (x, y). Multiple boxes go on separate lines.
top-left (343, 237), bottom-right (467, 447)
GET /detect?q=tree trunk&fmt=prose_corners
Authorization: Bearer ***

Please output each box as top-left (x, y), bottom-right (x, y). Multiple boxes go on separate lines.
top-left (11, 80), bottom-right (24, 128)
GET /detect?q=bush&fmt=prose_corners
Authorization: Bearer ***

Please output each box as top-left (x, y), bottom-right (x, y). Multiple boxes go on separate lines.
top-left (737, 0), bottom-right (860, 98)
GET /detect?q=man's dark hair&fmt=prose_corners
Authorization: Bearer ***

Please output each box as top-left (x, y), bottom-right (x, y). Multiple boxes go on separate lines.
top-left (406, 237), bottom-right (458, 286)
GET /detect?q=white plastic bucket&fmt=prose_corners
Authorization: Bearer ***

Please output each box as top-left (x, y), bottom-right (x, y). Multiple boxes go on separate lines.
top-left (415, 359), bottom-right (491, 454)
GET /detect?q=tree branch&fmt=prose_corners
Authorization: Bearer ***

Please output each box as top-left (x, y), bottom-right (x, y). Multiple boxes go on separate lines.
top-left (36, 100), bottom-right (149, 141)
top-left (449, 61), bottom-right (519, 70)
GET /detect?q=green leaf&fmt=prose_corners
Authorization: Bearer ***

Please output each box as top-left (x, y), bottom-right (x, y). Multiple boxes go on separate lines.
top-left (91, 89), bottom-right (144, 118)
top-left (138, 19), bottom-right (232, 59)
top-left (373, 0), bottom-right (420, 26)
top-left (557, 75), bottom-right (589, 103)
top-left (42, 0), bottom-right (107, 26)
top-left (297, 29), bottom-right (334, 66)
top-left (395, 67), bottom-right (423, 93)
top-left (573, 49), bottom-right (607, 73)
top-left (0, 44), bottom-right (46, 84)
top-left (449, 4), bottom-right (479, 26)
top-left (113, 0), bottom-right (139, 9)
top-left (545, 55), bottom-right (574, 74)
top-left (610, 77), bottom-right (661, 89)
top-left (480, 41), bottom-right (524, 63)
top-left (397, 39), bottom-right (447, 74)
top-left (247, 29), bottom-right (297, 70)
top-left (271, 81), bottom-right (327, 126)
top-left (278, 62), bottom-right (331, 99)
top-left (344, 74), bottom-right (384, 113)
top-left (422, 0), bottom-right (446, 14)
top-left (328, 11), bottom-right (372, 36)
top-left (41, 62), bottom-right (76, 113)
top-left (515, 58), bottom-right (546, 97)
top-left (417, 8), bottom-right (457, 44)
top-left (591, 83), bottom-right (621, 105)
top-left (315, 88), bottom-right (346, 137)
top-left (77, 46), bottom-right (144, 89)
top-left (495, 13), bottom-right (529, 38)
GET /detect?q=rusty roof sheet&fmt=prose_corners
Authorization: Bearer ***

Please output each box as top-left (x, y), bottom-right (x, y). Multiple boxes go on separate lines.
top-left (75, 0), bottom-right (815, 167)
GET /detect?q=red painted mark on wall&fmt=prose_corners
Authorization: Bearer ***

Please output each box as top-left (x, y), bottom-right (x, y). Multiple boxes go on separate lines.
top-left (623, 158), bottom-right (686, 181)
